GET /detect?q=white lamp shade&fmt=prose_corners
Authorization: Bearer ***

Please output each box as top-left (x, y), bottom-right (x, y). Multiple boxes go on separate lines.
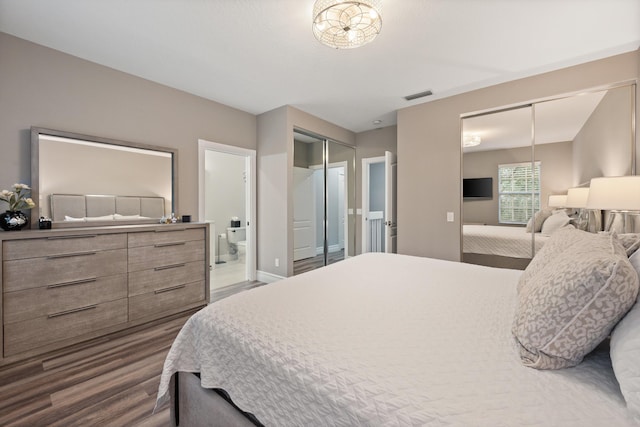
top-left (586, 176), bottom-right (640, 210)
top-left (548, 194), bottom-right (567, 208)
top-left (565, 187), bottom-right (590, 208)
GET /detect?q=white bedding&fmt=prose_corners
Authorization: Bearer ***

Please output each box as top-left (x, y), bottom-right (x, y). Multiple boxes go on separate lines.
top-left (463, 224), bottom-right (549, 258)
top-left (156, 253), bottom-right (636, 426)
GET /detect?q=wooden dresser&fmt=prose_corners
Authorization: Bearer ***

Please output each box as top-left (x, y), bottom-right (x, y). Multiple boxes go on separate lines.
top-left (0, 223), bottom-right (209, 366)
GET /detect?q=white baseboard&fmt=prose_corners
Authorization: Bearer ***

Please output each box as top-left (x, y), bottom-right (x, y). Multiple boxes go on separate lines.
top-left (257, 270), bottom-right (285, 283)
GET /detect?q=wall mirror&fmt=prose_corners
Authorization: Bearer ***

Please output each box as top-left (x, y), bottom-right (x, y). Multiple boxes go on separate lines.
top-left (31, 127), bottom-right (177, 228)
top-left (461, 83), bottom-right (635, 269)
top-left (292, 129), bottom-right (356, 275)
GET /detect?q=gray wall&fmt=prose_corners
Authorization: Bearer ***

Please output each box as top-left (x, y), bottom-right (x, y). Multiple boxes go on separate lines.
top-left (0, 32), bottom-right (256, 222)
top-left (397, 49), bottom-right (640, 261)
top-left (463, 141), bottom-right (573, 225)
top-left (204, 150), bottom-right (246, 256)
top-left (573, 85), bottom-right (635, 184)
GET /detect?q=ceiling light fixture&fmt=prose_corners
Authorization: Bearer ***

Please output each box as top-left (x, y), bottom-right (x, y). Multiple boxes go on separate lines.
top-left (312, 0), bottom-right (383, 49)
top-left (463, 135), bottom-right (481, 148)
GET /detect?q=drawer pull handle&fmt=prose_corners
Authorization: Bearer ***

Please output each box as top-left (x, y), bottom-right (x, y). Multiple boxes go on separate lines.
top-left (47, 277), bottom-right (97, 289)
top-left (48, 304), bottom-right (97, 318)
top-left (47, 235), bottom-right (98, 240)
top-left (154, 284), bottom-right (186, 294)
top-left (154, 263), bottom-right (186, 271)
top-left (155, 228), bottom-right (186, 233)
top-left (47, 251), bottom-right (97, 259)
top-left (154, 241), bottom-right (186, 248)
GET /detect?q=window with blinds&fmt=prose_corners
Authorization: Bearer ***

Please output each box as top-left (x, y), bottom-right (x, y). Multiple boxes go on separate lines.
top-left (498, 161), bottom-right (541, 224)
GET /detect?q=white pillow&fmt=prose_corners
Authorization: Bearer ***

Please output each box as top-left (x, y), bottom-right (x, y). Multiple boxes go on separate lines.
top-left (610, 250), bottom-right (640, 418)
top-left (540, 211), bottom-right (571, 236)
top-left (526, 208), bottom-right (552, 233)
top-left (64, 215), bottom-right (86, 222)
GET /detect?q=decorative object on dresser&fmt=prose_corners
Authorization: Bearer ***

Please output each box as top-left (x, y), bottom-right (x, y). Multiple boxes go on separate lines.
top-left (0, 183), bottom-right (36, 231)
top-left (0, 222), bottom-right (209, 366)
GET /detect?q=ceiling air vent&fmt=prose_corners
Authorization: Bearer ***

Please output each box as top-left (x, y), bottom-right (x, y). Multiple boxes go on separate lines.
top-left (404, 90), bottom-right (433, 101)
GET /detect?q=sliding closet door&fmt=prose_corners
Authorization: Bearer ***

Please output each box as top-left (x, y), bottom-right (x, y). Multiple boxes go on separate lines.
top-left (461, 105), bottom-right (535, 268)
top-left (326, 140), bottom-right (356, 265)
top-left (293, 130), bottom-right (355, 275)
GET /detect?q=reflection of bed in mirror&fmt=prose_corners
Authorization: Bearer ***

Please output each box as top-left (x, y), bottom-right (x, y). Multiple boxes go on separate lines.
top-left (462, 224), bottom-right (548, 269)
top-left (50, 194), bottom-right (165, 225)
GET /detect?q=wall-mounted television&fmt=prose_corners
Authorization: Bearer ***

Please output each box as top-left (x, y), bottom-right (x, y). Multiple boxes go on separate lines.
top-left (463, 177), bottom-right (493, 199)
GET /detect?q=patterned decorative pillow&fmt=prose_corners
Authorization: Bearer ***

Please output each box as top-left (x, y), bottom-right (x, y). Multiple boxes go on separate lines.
top-left (610, 249), bottom-right (640, 417)
top-left (525, 208), bottom-right (552, 233)
top-left (513, 229), bottom-right (639, 370)
top-left (618, 233), bottom-right (640, 257)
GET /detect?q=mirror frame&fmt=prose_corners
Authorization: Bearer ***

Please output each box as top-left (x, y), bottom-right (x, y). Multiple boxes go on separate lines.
top-left (30, 127), bottom-right (178, 228)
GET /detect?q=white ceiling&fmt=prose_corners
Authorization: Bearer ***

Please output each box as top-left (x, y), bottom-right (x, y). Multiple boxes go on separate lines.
top-left (1, 0), bottom-right (638, 133)
top-left (463, 90), bottom-right (607, 152)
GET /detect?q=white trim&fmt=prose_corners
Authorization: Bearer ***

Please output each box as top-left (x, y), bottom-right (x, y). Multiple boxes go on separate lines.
top-left (198, 139), bottom-right (257, 282)
top-left (256, 270), bottom-right (285, 283)
top-left (361, 156), bottom-right (385, 253)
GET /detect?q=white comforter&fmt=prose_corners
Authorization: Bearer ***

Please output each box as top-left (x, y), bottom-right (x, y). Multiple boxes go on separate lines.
top-left (156, 253), bottom-right (636, 426)
top-left (463, 224), bottom-right (549, 258)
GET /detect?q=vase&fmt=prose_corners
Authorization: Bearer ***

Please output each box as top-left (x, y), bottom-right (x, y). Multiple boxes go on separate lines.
top-left (0, 211), bottom-right (29, 231)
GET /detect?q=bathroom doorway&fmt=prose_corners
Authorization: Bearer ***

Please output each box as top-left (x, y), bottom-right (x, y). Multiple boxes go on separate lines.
top-left (198, 140), bottom-right (256, 291)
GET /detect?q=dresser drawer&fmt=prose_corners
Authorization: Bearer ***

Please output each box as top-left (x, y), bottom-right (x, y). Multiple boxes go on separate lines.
top-left (128, 280), bottom-right (205, 321)
top-left (4, 274), bottom-right (127, 324)
top-left (3, 234), bottom-right (126, 261)
top-left (128, 261), bottom-right (204, 297)
top-left (3, 249), bottom-right (127, 292)
top-left (4, 298), bottom-right (128, 357)
top-left (128, 240), bottom-right (205, 272)
top-left (128, 227), bottom-right (205, 248)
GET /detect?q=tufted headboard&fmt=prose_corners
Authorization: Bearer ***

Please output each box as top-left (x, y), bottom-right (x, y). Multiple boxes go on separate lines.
top-left (50, 194), bottom-right (165, 222)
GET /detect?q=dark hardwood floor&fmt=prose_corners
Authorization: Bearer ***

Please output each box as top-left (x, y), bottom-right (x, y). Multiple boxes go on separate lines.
top-left (0, 280), bottom-right (265, 426)
top-left (293, 249), bottom-right (345, 275)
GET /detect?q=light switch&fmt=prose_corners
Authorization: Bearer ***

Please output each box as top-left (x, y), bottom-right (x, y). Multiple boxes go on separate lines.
top-left (447, 212), bottom-right (455, 222)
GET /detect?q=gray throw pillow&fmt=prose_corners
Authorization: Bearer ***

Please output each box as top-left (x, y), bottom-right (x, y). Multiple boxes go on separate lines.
top-left (513, 228), bottom-right (639, 370)
top-left (525, 208), bottom-right (552, 233)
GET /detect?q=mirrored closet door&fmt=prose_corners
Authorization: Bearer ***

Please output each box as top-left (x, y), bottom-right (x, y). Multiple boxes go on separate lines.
top-left (293, 129), bottom-right (355, 275)
top-left (461, 83), bottom-right (636, 270)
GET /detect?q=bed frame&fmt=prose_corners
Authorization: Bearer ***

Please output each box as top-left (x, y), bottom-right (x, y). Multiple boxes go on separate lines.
top-left (170, 372), bottom-right (261, 427)
top-left (462, 252), bottom-right (530, 270)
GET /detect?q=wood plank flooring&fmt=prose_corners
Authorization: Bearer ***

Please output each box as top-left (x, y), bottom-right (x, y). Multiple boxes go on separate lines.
top-left (0, 281), bottom-right (265, 426)
top-left (293, 249), bottom-right (345, 275)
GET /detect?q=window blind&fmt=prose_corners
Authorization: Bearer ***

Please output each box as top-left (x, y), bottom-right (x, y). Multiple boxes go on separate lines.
top-left (498, 161), bottom-right (541, 224)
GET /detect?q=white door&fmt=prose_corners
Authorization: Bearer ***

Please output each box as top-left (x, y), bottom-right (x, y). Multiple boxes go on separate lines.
top-left (293, 167), bottom-right (316, 260)
top-left (384, 151), bottom-right (397, 254)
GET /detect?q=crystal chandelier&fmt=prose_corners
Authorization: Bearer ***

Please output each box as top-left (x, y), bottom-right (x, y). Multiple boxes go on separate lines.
top-left (312, 0), bottom-right (383, 49)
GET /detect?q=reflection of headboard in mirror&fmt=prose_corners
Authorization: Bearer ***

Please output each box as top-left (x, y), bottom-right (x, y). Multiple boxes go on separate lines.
top-left (50, 194), bottom-right (165, 223)
top-left (31, 127), bottom-right (178, 228)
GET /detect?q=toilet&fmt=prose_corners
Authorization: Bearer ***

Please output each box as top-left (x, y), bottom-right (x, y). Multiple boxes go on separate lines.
top-left (226, 226), bottom-right (246, 262)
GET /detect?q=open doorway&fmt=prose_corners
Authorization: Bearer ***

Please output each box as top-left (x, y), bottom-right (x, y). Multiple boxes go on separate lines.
top-left (361, 151), bottom-right (397, 254)
top-left (198, 140), bottom-right (256, 291)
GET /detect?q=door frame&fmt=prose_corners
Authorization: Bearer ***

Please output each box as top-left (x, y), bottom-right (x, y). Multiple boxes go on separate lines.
top-left (198, 139), bottom-right (257, 281)
top-left (361, 156), bottom-right (385, 253)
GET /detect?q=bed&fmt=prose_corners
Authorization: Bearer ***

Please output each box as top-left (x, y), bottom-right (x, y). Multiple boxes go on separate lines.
top-left (155, 240), bottom-right (640, 426)
top-left (462, 224), bottom-right (549, 269)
